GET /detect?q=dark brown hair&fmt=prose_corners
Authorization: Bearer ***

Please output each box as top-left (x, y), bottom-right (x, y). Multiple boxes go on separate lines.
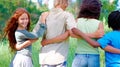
top-left (77, 0), bottom-right (102, 19)
top-left (4, 8), bottom-right (30, 51)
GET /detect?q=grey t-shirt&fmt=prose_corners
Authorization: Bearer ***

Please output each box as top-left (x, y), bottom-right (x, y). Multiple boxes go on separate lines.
top-left (15, 23), bottom-right (46, 57)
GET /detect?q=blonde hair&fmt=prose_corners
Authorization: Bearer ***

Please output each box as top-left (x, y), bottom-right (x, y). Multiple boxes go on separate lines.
top-left (54, 0), bottom-right (68, 8)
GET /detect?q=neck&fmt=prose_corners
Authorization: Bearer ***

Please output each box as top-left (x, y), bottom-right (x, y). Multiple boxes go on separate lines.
top-left (55, 5), bottom-right (65, 10)
top-left (17, 26), bottom-right (26, 30)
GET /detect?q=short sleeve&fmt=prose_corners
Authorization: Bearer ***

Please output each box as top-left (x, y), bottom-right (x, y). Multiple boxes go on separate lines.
top-left (97, 34), bottom-right (111, 48)
top-left (66, 13), bottom-right (77, 30)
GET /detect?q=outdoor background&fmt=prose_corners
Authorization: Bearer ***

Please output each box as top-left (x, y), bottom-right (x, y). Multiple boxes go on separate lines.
top-left (0, 0), bottom-right (117, 67)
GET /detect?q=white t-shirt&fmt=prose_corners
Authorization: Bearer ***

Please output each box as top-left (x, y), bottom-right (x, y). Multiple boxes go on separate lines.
top-left (35, 8), bottom-right (76, 65)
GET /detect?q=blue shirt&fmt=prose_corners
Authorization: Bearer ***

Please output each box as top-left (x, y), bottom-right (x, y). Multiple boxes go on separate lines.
top-left (97, 31), bottom-right (120, 67)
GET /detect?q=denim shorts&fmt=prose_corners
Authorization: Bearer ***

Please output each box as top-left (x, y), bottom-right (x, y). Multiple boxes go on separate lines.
top-left (72, 54), bottom-right (100, 67)
top-left (41, 61), bottom-right (66, 67)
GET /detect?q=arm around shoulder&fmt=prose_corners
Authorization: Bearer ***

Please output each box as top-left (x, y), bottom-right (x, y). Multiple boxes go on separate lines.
top-left (41, 31), bottom-right (69, 46)
top-left (86, 22), bottom-right (104, 38)
top-left (72, 28), bottom-right (100, 47)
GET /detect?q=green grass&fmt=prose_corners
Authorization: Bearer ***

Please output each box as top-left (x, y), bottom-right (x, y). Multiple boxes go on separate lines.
top-left (0, 38), bottom-right (105, 67)
top-left (0, 41), bottom-right (13, 67)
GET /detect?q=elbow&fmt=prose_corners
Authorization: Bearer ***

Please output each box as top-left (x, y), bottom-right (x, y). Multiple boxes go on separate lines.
top-left (15, 44), bottom-right (24, 51)
top-left (93, 45), bottom-right (99, 48)
top-left (89, 42), bottom-right (100, 48)
top-left (98, 31), bottom-right (105, 38)
top-left (93, 43), bottom-right (100, 48)
top-left (91, 45), bottom-right (99, 48)
top-left (15, 46), bottom-right (22, 50)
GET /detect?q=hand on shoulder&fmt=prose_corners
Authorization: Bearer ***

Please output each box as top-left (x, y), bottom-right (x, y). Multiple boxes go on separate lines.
top-left (40, 12), bottom-right (49, 24)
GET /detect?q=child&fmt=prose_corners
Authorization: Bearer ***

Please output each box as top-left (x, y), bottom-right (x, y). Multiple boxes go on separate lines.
top-left (4, 8), bottom-right (46, 67)
top-left (34, 0), bottom-right (76, 67)
top-left (72, 0), bottom-right (104, 67)
top-left (72, 10), bottom-right (120, 67)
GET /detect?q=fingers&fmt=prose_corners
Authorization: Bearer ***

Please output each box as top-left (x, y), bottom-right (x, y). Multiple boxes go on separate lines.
top-left (40, 12), bottom-right (49, 23)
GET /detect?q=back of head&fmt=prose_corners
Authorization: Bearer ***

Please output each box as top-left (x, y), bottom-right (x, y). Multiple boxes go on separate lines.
top-left (78, 0), bottom-right (102, 19)
top-left (54, 0), bottom-right (68, 10)
top-left (108, 10), bottom-right (120, 30)
top-left (4, 8), bottom-right (30, 51)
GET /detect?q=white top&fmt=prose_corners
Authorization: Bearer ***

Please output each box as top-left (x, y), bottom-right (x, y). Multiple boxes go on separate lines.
top-left (37, 8), bottom-right (76, 65)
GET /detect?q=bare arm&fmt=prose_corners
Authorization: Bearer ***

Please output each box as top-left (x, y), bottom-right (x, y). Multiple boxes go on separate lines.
top-left (71, 22), bottom-right (104, 47)
top-left (72, 28), bottom-right (100, 47)
top-left (15, 12), bottom-right (49, 50)
top-left (41, 31), bottom-right (69, 46)
top-left (69, 30), bottom-right (81, 38)
top-left (72, 28), bottom-right (120, 54)
top-left (86, 23), bottom-right (104, 38)
top-left (103, 45), bottom-right (120, 54)
top-left (15, 39), bottom-right (38, 50)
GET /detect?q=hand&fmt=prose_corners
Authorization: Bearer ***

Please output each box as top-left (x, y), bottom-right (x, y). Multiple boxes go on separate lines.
top-left (40, 12), bottom-right (49, 24)
top-left (41, 39), bottom-right (48, 47)
top-left (71, 28), bottom-right (81, 36)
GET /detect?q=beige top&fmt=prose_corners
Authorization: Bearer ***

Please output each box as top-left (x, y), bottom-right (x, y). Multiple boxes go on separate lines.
top-left (35, 8), bottom-right (76, 65)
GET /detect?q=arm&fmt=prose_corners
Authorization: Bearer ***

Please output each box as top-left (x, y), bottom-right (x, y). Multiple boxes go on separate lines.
top-left (72, 28), bottom-right (120, 54)
top-left (65, 13), bottom-right (78, 38)
top-left (19, 12), bottom-right (47, 39)
top-left (41, 31), bottom-right (69, 46)
top-left (85, 22), bottom-right (104, 38)
top-left (103, 45), bottom-right (120, 54)
top-left (15, 39), bottom-right (37, 50)
top-left (19, 23), bottom-right (46, 39)
top-left (32, 12), bottom-right (48, 38)
top-left (15, 12), bottom-right (49, 50)
top-left (72, 28), bottom-right (100, 47)
top-left (69, 30), bottom-right (81, 38)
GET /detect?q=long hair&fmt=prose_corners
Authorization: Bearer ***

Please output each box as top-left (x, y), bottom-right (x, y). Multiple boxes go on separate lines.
top-left (77, 0), bottom-right (102, 19)
top-left (108, 11), bottom-right (120, 30)
top-left (4, 8), bottom-right (30, 51)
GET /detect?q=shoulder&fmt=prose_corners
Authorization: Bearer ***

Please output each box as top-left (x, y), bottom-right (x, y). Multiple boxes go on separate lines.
top-left (15, 30), bottom-right (28, 36)
top-left (61, 10), bottom-right (72, 15)
top-left (77, 18), bottom-right (85, 22)
top-left (15, 30), bottom-right (23, 38)
top-left (63, 11), bottom-right (74, 19)
top-left (91, 19), bottom-right (101, 23)
top-left (90, 19), bottom-right (103, 26)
